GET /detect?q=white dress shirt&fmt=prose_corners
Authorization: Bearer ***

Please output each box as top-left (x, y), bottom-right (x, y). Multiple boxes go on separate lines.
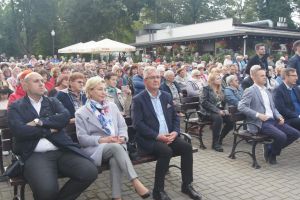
top-left (255, 84), bottom-right (274, 118)
top-left (29, 97), bottom-right (58, 152)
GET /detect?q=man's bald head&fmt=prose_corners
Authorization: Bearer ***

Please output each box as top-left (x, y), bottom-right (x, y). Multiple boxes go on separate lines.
top-left (24, 72), bottom-right (42, 83)
top-left (23, 72), bottom-right (46, 99)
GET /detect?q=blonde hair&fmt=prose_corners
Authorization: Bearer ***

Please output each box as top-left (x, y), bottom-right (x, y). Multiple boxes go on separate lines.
top-left (85, 76), bottom-right (106, 99)
top-left (208, 73), bottom-right (223, 97)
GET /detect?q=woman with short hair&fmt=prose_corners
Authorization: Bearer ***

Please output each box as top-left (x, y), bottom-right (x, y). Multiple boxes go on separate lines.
top-left (75, 76), bottom-right (149, 200)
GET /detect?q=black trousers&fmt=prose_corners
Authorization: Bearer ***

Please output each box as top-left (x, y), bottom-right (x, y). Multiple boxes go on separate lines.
top-left (151, 137), bottom-right (193, 192)
top-left (210, 113), bottom-right (234, 146)
top-left (286, 117), bottom-right (300, 131)
top-left (23, 150), bottom-right (98, 200)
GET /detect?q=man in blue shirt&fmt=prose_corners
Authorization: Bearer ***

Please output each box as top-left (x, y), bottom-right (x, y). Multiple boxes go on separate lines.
top-left (132, 66), bottom-right (201, 200)
top-left (288, 40), bottom-right (300, 85)
top-left (273, 68), bottom-right (300, 131)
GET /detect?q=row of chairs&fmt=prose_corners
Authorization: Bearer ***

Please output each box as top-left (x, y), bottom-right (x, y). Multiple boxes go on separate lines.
top-left (179, 95), bottom-right (273, 169)
top-left (0, 110), bottom-right (198, 200)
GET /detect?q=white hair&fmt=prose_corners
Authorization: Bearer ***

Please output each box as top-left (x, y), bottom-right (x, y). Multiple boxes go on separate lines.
top-left (157, 65), bottom-right (165, 72)
top-left (250, 65), bottom-right (263, 77)
top-left (164, 70), bottom-right (174, 78)
top-left (226, 74), bottom-right (237, 85)
top-left (143, 66), bottom-right (158, 79)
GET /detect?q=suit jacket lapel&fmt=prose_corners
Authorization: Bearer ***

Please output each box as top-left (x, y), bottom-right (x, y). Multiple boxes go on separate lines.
top-left (253, 86), bottom-right (265, 108)
top-left (143, 91), bottom-right (158, 120)
top-left (159, 94), bottom-right (168, 120)
top-left (24, 96), bottom-right (39, 117)
top-left (85, 106), bottom-right (103, 130)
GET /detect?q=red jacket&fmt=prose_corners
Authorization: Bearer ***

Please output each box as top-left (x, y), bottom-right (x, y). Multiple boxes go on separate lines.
top-left (8, 85), bottom-right (26, 107)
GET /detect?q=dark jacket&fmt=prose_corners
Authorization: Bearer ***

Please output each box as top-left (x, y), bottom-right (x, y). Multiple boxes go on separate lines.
top-left (8, 96), bottom-right (88, 161)
top-left (287, 54), bottom-right (300, 85)
top-left (273, 83), bottom-right (300, 119)
top-left (56, 89), bottom-right (87, 118)
top-left (132, 75), bottom-right (145, 95)
top-left (131, 90), bottom-right (180, 154)
top-left (160, 81), bottom-right (181, 99)
top-left (245, 54), bottom-right (269, 76)
top-left (200, 86), bottom-right (225, 116)
top-left (241, 76), bottom-right (254, 90)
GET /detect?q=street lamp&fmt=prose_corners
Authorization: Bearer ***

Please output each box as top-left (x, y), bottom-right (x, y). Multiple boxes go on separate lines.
top-left (51, 30), bottom-right (55, 56)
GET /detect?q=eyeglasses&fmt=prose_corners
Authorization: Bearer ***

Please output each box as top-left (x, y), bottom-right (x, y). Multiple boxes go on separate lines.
top-left (288, 75), bottom-right (298, 77)
top-left (146, 76), bottom-right (160, 80)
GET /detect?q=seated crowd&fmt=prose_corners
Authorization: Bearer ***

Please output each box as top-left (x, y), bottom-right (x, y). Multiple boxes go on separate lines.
top-left (2, 40), bottom-right (300, 200)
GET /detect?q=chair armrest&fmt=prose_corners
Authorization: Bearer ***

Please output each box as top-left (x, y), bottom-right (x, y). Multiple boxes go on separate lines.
top-left (180, 132), bottom-right (192, 144)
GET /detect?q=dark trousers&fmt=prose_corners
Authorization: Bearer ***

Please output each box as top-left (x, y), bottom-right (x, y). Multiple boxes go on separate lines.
top-left (24, 150), bottom-right (98, 200)
top-left (210, 113), bottom-right (234, 146)
top-left (261, 119), bottom-right (300, 156)
top-left (286, 117), bottom-right (300, 131)
top-left (151, 137), bottom-right (193, 192)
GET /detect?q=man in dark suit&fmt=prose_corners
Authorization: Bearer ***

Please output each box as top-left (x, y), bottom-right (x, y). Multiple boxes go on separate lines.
top-left (8, 72), bottom-right (97, 200)
top-left (273, 68), bottom-right (300, 131)
top-left (287, 40), bottom-right (300, 85)
top-left (132, 67), bottom-right (201, 200)
top-left (245, 43), bottom-right (269, 77)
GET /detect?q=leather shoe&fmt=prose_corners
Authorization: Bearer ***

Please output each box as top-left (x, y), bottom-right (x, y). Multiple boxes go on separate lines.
top-left (262, 144), bottom-right (270, 162)
top-left (268, 154), bottom-right (277, 165)
top-left (152, 190), bottom-right (171, 200)
top-left (182, 184), bottom-right (202, 200)
top-left (212, 144), bottom-right (223, 152)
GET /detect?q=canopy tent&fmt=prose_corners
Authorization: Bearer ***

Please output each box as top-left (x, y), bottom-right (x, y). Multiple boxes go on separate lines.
top-left (74, 41), bottom-right (96, 53)
top-left (58, 38), bottom-right (136, 54)
top-left (90, 38), bottom-right (136, 53)
top-left (58, 42), bottom-right (83, 53)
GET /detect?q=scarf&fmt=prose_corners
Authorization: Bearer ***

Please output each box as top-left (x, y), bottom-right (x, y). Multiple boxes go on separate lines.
top-left (87, 99), bottom-right (112, 135)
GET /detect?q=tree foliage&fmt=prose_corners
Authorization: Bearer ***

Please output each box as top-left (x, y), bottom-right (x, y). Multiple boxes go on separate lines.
top-left (0, 0), bottom-right (299, 57)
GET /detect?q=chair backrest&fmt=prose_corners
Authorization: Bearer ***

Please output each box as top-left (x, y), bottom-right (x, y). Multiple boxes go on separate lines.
top-left (228, 106), bottom-right (246, 122)
top-left (124, 117), bottom-right (136, 142)
top-left (181, 96), bottom-right (199, 104)
top-left (0, 110), bottom-right (8, 129)
top-left (181, 89), bottom-right (187, 97)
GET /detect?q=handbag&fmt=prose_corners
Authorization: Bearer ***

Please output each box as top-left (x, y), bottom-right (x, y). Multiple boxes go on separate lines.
top-left (127, 141), bottom-right (139, 161)
top-left (2, 154), bottom-right (24, 178)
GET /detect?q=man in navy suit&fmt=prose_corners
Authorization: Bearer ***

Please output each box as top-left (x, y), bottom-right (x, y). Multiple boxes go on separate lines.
top-left (8, 72), bottom-right (97, 200)
top-left (132, 67), bottom-right (201, 200)
top-left (273, 68), bottom-right (300, 131)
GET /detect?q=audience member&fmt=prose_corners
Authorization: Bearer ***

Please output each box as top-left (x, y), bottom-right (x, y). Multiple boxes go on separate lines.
top-left (104, 72), bottom-right (132, 116)
top-left (8, 72), bottom-right (97, 200)
top-left (57, 72), bottom-right (86, 121)
top-left (132, 65), bottom-right (145, 95)
top-left (273, 68), bottom-right (300, 131)
top-left (132, 66), bottom-right (201, 200)
top-left (224, 75), bottom-right (243, 106)
top-left (75, 76), bottom-right (149, 200)
top-left (200, 73), bottom-right (234, 151)
top-left (287, 40), bottom-right (300, 85)
top-left (238, 65), bottom-right (300, 164)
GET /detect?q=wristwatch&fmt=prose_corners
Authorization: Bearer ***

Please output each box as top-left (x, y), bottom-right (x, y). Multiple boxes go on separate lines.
top-left (34, 118), bottom-right (43, 126)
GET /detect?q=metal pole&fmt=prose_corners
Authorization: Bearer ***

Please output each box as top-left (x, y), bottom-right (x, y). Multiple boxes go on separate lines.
top-left (243, 38), bottom-right (247, 56)
top-left (52, 36), bottom-right (55, 56)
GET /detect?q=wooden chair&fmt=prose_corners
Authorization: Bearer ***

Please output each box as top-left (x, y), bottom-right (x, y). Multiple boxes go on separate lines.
top-left (180, 96), bottom-right (211, 149)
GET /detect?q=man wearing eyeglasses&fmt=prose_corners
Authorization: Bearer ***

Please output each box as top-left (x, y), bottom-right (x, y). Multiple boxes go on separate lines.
top-left (273, 68), bottom-right (300, 131)
top-left (132, 66), bottom-right (201, 200)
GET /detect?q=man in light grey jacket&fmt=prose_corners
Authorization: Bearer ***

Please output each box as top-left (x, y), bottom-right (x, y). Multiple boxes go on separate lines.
top-left (238, 65), bottom-right (300, 164)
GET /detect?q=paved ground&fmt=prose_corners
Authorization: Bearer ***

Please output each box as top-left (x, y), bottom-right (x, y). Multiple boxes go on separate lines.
top-left (1, 128), bottom-right (300, 200)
